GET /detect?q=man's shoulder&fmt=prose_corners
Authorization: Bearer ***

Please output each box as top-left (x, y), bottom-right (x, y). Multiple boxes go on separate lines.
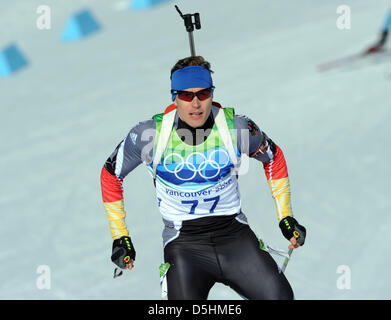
top-left (124, 118), bottom-right (156, 145)
top-left (130, 118), bottom-right (156, 131)
top-left (233, 113), bottom-right (261, 134)
top-left (211, 102), bottom-right (262, 135)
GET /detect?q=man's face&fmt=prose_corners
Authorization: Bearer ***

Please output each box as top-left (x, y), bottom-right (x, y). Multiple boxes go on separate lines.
top-left (174, 87), bottom-right (213, 128)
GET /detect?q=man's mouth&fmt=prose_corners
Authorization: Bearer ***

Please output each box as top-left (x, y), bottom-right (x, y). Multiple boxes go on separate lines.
top-left (189, 111), bottom-right (203, 119)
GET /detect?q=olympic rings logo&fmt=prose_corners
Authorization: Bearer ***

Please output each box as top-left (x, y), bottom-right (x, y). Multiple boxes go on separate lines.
top-left (163, 149), bottom-right (231, 181)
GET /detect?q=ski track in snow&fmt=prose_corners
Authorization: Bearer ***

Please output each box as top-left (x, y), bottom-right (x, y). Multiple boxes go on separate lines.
top-left (1, 0), bottom-right (390, 299)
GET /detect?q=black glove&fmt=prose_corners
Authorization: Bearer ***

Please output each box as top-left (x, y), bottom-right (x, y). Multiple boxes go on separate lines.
top-left (111, 236), bottom-right (136, 269)
top-left (279, 216), bottom-right (306, 246)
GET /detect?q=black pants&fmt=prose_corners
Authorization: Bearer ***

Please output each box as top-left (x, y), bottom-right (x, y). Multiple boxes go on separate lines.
top-left (163, 215), bottom-right (294, 300)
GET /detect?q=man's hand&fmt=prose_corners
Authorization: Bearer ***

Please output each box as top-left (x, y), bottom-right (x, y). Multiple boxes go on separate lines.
top-left (279, 216), bottom-right (306, 250)
top-left (111, 236), bottom-right (136, 270)
top-left (288, 237), bottom-right (300, 250)
top-left (125, 259), bottom-right (135, 270)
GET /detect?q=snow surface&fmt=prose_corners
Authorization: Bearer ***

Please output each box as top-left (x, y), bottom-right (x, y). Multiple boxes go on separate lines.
top-left (1, 0), bottom-right (390, 300)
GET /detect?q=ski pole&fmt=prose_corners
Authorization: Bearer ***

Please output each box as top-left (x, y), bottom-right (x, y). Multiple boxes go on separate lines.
top-left (175, 5), bottom-right (201, 57)
top-left (259, 238), bottom-right (293, 273)
top-left (279, 230), bottom-right (305, 273)
top-left (280, 249), bottom-right (293, 274)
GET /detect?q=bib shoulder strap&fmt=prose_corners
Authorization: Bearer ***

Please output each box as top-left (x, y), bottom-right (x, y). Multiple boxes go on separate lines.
top-left (213, 105), bottom-right (238, 167)
top-left (152, 105), bottom-right (177, 181)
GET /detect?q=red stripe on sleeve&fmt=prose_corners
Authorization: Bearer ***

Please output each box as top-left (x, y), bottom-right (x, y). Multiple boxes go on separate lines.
top-left (263, 145), bottom-right (288, 180)
top-left (100, 166), bottom-right (124, 203)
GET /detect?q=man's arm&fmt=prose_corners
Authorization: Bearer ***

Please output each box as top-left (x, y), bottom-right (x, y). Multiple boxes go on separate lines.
top-left (235, 115), bottom-right (306, 248)
top-left (235, 115), bottom-right (292, 221)
top-left (252, 137), bottom-right (292, 222)
top-left (100, 119), bottom-right (155, 270)
top-left (100, 119), bottom-right (155, 240)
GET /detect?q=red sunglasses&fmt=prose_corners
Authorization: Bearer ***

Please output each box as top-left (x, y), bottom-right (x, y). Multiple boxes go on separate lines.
top-left (171, 87), bottom-right (214, 102)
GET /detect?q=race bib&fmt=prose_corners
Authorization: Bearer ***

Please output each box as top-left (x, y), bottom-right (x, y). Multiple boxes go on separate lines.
top-left (155, 174), bottom-right (241, 222)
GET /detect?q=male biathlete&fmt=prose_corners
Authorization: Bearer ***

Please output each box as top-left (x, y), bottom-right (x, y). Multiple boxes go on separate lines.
top-left (100, 56), bottom-right (307, 300)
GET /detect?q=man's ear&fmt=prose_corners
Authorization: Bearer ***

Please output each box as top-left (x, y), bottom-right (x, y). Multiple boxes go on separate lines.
top-left (174, 98), bottom-right (177, 106)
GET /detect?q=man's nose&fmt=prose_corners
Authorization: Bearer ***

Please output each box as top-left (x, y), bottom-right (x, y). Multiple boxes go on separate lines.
top-left (191, 95), bottom-right (201, 107)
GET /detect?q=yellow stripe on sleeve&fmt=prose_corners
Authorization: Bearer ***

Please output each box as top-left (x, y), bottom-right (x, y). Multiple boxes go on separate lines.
top-left (267, 177), bottom-right (293, 221)
top-left (103, 200), bottom-right (129, 239)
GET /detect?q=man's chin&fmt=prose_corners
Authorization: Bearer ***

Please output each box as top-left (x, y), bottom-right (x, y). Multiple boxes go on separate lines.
top-left (187, 117), bottom-right (207, 128)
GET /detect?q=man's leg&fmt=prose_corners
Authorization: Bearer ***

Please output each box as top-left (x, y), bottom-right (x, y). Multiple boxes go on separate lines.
top-left (164, 242), bottom-right (219, 300)
top-left (216, 226), bottom-right (294, 300)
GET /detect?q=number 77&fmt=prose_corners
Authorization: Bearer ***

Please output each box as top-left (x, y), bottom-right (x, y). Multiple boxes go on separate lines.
top-left (181, 196), bottom-right (220, 214)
